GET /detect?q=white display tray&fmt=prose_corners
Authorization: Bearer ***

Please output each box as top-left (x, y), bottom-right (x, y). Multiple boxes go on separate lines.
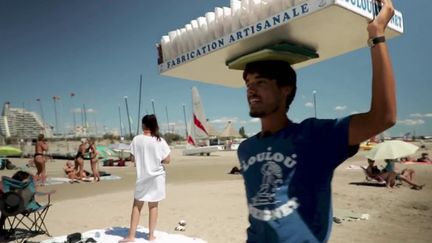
top-left (158, 0), bottom-right (404, 87)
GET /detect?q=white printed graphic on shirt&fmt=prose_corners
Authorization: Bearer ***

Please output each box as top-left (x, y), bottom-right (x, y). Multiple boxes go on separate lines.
top-left (251, 161), bottom-right (283, 206)
top-left (242, 147), bottom-right (300, 221)
top-left (240, 147), bottom-right (297, 172)
top-left (249, 198), bottom-right (299, 221)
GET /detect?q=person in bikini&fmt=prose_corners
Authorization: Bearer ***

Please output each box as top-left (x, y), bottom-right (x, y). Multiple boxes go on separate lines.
top-left (75, 138), bottom-right (87, 180)
top-left (365, 159), bottom-right (397, 188)
top-left (34, 134), bottom-right (48, 185)
top-left (64, 161), bottom-right (79, 182)
top-left (87, 137), bottom-right (100, 182)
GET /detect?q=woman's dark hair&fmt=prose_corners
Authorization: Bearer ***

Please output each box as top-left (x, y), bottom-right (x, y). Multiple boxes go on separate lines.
top-left (142, 114), bottom-right (161, 141)
top-left (243, 60), bottom-right (297, 111)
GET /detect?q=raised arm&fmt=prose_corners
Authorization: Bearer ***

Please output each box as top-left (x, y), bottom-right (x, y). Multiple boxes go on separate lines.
top-left (349, 0), bottom-right (396, 146)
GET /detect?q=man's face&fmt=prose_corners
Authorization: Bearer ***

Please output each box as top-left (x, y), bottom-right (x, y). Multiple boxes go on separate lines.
top-left (245, 73), bottom-right (288, 118)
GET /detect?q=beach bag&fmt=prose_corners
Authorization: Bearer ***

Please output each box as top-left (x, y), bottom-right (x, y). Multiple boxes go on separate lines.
top-left (66, 232), bottom-right (82, 243)
top-left (5, 159), bottom-right (16, 170)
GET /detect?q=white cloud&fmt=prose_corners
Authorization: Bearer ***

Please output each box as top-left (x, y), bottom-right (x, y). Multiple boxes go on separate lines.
top-left (409, 113), bottom-right (423, 117)
top-left (334, 105), bottom-right (347, 111)
top-left (305, 102), bottom-right (314, 108)
top-left (86, 108), bottom-right (96, 113)
top-left (209, 117), bottom-right (239, 124)
top-left (397, 119), bottom-right (425, 126)
top-left (250, 118), bottom-right (260, 123)
top-left (409, 113), bottom-right (432, 118)
top-left (72, 108), bottom-right (82, 113)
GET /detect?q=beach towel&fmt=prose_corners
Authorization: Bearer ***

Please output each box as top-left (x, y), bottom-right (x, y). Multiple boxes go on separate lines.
top-left (44, 175), bottom-right (122, 185)
top-left (40, 226), bottom-right (207, 243)
top-left (401, 161), bottom-right (432, 165)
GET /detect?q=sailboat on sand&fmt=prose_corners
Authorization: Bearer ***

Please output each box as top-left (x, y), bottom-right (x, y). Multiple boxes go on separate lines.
top-left (183, 87), bottom-right (220, 156)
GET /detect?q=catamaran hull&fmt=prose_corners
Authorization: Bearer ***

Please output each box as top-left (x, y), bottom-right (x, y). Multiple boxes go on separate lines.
top-left (182, 146), bottom-right (219, 156)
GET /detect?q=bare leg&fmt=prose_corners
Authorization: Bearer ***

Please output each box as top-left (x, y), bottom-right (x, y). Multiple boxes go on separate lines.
top-left (401, 169), bottom-right (415, 181)
top-left (41, 158), bottom-right (46, 185)
top-left (119, 199), bottom-right (144, 243)
top-left (76, 158), bottom-right (84, 180)
top-left (148, 201), bottom-right (159, 241)
top-left (398, 175), bottom-right (423, 189)
top-left (34, 155), bottom-right (46, 185)
top-left (380, 172), bottom-right (396, 188)
top-left (67, 172), bottom-right (77, 180)
top-left (91, 159), bottom-right (100, 181)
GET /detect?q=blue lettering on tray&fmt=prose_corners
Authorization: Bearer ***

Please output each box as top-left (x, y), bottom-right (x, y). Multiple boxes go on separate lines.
top-left (164, 3), bottom-right (311, 70)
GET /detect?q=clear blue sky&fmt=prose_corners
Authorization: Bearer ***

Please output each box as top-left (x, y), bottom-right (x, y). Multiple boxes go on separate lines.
top-left (1, 0), bottom-right (431, 138)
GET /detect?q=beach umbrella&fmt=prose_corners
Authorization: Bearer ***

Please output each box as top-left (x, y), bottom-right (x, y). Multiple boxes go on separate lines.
top-left (365, 140), bottom-right (419, 160)
top-left (0, 146), bottom-right (22, 157)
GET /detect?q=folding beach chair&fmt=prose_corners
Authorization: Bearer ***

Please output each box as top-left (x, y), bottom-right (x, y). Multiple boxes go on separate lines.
top-left (0, 175), bottom-right (54, 242)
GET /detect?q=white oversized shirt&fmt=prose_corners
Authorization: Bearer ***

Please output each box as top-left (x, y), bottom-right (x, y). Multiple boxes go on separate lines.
top-left (130, 134), bottom-right (170, 201)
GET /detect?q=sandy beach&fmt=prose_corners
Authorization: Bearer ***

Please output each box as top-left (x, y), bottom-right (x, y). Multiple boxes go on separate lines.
top-left (1, 145), bottom-right (432, 243)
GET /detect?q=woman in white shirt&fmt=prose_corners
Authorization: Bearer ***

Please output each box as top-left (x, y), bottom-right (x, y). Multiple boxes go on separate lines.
top-left (120, 114), bottom-right (171, 242)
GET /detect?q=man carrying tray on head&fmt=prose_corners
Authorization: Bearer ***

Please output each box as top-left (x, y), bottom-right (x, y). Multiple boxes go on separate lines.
top-left (237, 0), bottom-right (396, 242)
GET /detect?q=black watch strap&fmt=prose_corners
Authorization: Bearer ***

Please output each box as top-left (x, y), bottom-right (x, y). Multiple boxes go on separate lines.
top-left (368, 36), bottom-right (386, 48)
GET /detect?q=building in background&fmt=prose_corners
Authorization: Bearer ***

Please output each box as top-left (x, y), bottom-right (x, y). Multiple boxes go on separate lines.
top-left (0, 102), bottom-right (53, 139)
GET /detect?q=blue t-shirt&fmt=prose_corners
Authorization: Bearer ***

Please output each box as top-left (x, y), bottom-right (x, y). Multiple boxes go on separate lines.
top-left (237, 117), bottom-right (358, 243)
top-left (383, 160), bottom-right (396, 172)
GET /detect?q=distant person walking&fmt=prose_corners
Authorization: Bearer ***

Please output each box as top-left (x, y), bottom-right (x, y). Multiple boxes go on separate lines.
top-left (75, 138), bottom-right (87, 180)
top-left (120, 115), bottom-right (171, 243)
top-left (87, 137), bottom-right (100, 182)
top-left (34, 134), bottom-right (48, 185)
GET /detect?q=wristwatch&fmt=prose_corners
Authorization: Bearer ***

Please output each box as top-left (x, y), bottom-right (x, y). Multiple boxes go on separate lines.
top-left (367, 36), bottom-right (386, 48)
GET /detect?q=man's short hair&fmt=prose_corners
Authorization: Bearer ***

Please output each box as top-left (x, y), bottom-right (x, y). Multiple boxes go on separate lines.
top-left (37, 134), bottom-right (44, 141)
top-left (243, 60), bottom-right (297, 111)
